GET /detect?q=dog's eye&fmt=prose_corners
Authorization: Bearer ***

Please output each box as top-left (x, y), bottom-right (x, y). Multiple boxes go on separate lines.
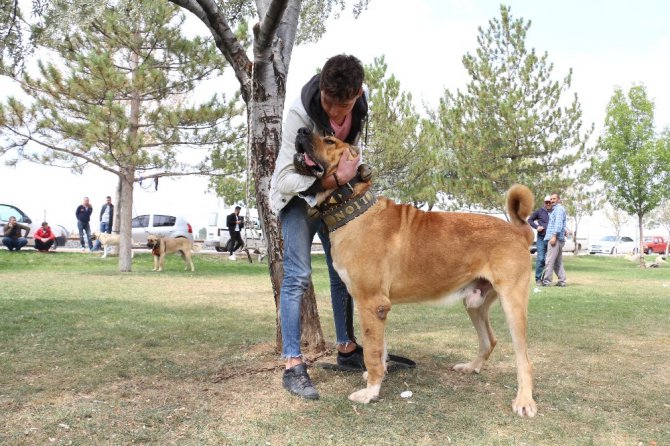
top-left (324, 138), bottom-right (336, 145)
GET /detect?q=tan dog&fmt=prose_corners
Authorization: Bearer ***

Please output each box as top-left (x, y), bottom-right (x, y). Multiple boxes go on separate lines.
top-left (91, 231), bottom-right (133, 259)
top-left (146, 234), bottom-right (195, 272)
top-left (295, 128), bottom-right (537, 417)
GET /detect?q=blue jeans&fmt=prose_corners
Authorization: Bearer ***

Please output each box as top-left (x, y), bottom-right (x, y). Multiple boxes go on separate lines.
top-left (78, 221), bottom-right (92, 249)
top-left (535, 237), bottom-right (548, 282)
top-left (94, 221), bottom-right (111, 250)
top-left (2, 237), bottom-right (28, 251)
top-left (279, 198), bottom-right (353, 358)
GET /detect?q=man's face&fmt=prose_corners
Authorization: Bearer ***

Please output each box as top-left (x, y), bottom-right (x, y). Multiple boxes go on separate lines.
top-left (42, 224), bottom-right (48, 230)
top-left (83, 197), bottom-right (90, 205)
top-left (544, 199), bottom-right (553, 210)
top-left (550, 194), bottom-right (560, 205)
top-left (321, 90), bottom-right (361, 125)
top-left (106, 198), bottom-right (111, 204)
top-left (8, 216), bottom-right (16, 225)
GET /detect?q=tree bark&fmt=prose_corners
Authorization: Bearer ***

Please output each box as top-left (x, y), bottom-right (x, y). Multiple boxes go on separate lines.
top-left (169, 0), bottom-right (326, 353)
top-left (638, 214), bottom-right (646, 268)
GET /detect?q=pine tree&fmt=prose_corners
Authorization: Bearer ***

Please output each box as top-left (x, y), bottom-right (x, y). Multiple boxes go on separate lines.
top-left (0, 0), bottom-right (245, 271)
top-left (437, 5), bottom-right (592, 214)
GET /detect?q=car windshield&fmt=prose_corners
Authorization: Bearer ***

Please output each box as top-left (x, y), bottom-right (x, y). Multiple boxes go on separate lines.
top-left (600, 236), bottom-right (617, 242)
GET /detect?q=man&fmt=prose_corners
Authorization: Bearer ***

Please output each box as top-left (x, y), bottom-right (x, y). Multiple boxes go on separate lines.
top-left (2, 216), bottom-right (29, 251)
top-left (542, 192), bottom-right (567, 287)
top-left (226, 206), bottom-right (244, 261)
top-left (270, 54), bottom-right (367, 400)
top-left (75, 196), bottom-right (94, 251)
top-left (527, 195), bottom-right (553, 285)
top-left (34, 221), bottom-right (56, 252)
top-left (94, 196), bottom-right (114, 251)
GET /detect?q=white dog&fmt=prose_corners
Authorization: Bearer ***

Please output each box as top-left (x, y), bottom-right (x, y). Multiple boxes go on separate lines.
top-left (92, 231), bottom-right (133, 258)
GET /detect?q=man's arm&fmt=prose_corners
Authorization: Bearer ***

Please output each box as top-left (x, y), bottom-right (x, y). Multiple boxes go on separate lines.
top-left (527, 209), bottom-right (540, 229)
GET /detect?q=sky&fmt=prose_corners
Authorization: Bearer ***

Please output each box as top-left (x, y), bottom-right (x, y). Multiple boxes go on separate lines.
top-left (1, 0), bottom-right (669, 241)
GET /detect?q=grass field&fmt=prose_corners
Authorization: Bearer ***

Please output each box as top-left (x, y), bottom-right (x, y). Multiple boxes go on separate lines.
top-left (0, 250), bottom-right (668, 445)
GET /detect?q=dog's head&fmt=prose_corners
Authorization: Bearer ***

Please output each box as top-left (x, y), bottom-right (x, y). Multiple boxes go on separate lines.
top-left (146, 234), bottom-right (161, 248)
top-left (294, 127), bottom-right (360, 179)
top-left (91, 232), bottom-right (100, 241)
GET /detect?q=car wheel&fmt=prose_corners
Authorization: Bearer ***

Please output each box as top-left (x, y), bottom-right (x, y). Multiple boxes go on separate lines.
top-left (215, 247), bottom-right (225, 252)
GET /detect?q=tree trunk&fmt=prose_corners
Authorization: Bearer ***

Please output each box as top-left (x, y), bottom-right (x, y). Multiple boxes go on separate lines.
top-left (249, 41), bottom-right (325, 354)
top-left (638, 214), bottom-right (646, 268)
top-left (117, 43), bottom-right (141, 272)
top-left (118, 169), bottom-right (135, 272)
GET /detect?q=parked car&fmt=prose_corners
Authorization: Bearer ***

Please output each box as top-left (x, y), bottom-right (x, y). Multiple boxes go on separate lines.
top-left (642, 235), bottom-right (667, 255)
top-left (0, 203), bottom-right (69, 248)
top-left (204, 208), bottom-right (265, 252)
top-left (131, 213), bottom-right (193, 246)
top-left (588, 235), bottom-right (637, 255)
top-left (529, 234), bottom-right (582, 254)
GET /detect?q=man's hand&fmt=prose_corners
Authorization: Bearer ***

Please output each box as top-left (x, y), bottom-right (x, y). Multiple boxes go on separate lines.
top-left (537, 226), bottom-right (544, 232)
top-left (336, 149), bottom-right (360, 183)
top-left (550, 235), bottom-right (557, 247)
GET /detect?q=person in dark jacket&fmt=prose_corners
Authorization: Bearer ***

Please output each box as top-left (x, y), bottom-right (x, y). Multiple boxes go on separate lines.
top-left (527, 195), bottom-right (553, 284)
top-left (75, 196), bottom-right (94, 251)
top-left (226, 206), bottom-right (244, 260)
top-left (94, 196), bottom-right (114, 251)
top-left (269, 54), bottom-right (368, 400)
top-left (2, 216), bottom-right (29, 251)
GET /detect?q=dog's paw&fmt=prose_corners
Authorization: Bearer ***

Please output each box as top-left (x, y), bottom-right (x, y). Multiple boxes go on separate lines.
top-left (512, 396), bottom-right (537, 417)
top-left (452, 362), bottom-right (482, 374)
top-left (348, 385), bottom-right (381, 404)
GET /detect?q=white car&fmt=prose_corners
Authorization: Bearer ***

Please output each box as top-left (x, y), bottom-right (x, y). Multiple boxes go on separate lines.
top-left (589, 235), bottom-right (637, 255)
top-left (0, 203), bottom-right (69, 248)
top-left (131, 213), bottom-right (194, 246)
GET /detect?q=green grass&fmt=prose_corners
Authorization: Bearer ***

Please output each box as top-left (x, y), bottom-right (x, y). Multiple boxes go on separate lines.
top-left (0, 250), bottom-right (668, 445)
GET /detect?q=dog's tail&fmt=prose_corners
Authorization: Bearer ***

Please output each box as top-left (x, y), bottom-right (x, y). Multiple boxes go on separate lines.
top-left (506, 184), bottom-right (535, 245)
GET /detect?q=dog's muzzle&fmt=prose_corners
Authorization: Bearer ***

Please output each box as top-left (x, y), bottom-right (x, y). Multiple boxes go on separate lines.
top-left (294, 128), bottom-right (325, 177)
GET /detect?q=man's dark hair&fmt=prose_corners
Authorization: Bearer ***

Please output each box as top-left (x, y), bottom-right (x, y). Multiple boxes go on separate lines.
top-left (320, 54), bottom-right (364, 102)
top-left (235, 206), bottom-right (241, 211)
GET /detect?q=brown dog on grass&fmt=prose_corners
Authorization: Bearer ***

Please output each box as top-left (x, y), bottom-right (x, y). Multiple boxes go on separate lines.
top-left (146, 234), bottom-right (195, 272)
top-left (295, 127), bottom-right (537, 417)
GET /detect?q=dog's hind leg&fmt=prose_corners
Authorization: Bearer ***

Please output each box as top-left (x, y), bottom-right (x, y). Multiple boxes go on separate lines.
top-left (453, 291), bottom-right (498, 374)
top-left (348, 294), bottom-right (391, 404)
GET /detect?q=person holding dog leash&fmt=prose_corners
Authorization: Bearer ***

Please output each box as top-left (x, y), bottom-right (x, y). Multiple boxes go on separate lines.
top-left (270, 54), bottom-right (368, 400)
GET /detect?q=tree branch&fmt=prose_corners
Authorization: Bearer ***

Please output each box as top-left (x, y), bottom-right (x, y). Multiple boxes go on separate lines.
top-left (167, 0), bottom-right (252, 101)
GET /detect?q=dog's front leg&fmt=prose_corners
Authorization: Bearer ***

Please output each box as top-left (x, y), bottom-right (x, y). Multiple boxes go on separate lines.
top-left (101, 246), bottom-right (107, 258)
top-left (152, 255), bottom-right (159, 271)
top-left (348, 295), bottom-right (391, 404)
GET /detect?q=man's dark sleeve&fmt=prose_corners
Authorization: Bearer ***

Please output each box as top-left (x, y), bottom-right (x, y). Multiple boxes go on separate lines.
top-left (527, 210), bottom-right (539, 229)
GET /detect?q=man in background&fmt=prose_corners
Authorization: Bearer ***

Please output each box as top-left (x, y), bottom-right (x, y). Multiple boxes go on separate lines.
top-left (2, 216), bottom-right (29, 251)
top-left (34, 221), bottom-right (56, 252)
top-left (527, 195), bottom-right (553, 285)
top-left (226, 206), bottom-right (244, 261)
top-left (94, 196), bottom-right (114, 251)
top-left (75, 196), bottom-right (94, 252)
top-left (542, 192), bottom-right (567, 287)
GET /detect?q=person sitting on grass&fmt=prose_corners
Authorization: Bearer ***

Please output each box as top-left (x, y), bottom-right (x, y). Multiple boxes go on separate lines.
top-left (2, 216), bottom-right (30, 251)
top-left (34, 221), bottom-right (56, 252)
